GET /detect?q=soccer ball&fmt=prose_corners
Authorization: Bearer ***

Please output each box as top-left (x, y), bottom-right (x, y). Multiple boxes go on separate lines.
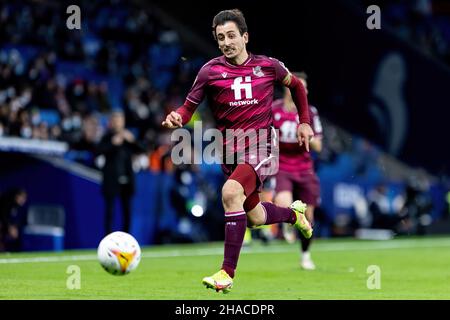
top-left (97, 231), bottom-right (141, 276)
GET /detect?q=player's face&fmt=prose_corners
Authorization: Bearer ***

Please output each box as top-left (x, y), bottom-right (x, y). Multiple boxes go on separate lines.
top-left (215, 22), bottom-right (248, 61)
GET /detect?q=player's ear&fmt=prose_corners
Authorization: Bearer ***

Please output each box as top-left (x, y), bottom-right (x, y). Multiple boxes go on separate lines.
top-left (243, 32), bottom-right (249, 44)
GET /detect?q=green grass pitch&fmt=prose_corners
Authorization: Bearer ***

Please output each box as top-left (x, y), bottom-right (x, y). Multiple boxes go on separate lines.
top-left (1, 236), bottom-right (450, 299)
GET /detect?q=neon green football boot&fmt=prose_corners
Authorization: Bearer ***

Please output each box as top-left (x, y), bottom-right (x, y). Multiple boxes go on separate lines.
top-left (290, 200), bottom-right (313, 239)
top-left (243, 227), bottom-right (252, 246)
top-left (202, 269), bottom-right (233, 294)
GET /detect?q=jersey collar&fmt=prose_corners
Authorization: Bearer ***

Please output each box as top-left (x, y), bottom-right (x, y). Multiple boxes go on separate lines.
top-left (223, 52), bottom-right (253, 67)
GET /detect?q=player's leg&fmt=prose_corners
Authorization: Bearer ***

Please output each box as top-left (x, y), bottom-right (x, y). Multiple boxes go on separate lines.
top-left (245, 166), bottom-right (312, 237)
top-left (239, 163), bottom-right (296, 228)
top-left (202, 164), bottom-right (254, 293)
top-left (299, 205), bottom-right (316, 269)
top-left (203, 162), bottom-right (300, 291)
top-left (244, 178), bottom-right (277, 245)
top-left (295, 172), bottom-right (320, 270)
top-left (246, 199), bottom-right (311, 238)
top-left (273, 171), bottom-right (295, 209)
top-left (258, 177), bottom-right (278, 242)
top-left (274, 190), bottom-right (297, 243)
top-left (246, 198), bottom-right (295, 226)
top-left (273, 171), bottom-right (296, 242)
top-left (220, 178), bottom-right (247, 279)
top-left (274, 190), bottom-right (293, 207)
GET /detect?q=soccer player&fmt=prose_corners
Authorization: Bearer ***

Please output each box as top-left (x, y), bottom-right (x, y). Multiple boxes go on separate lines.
top-left (272, 72), bottom-right (323, 270)
top-left (162, 9), bottom-right (314, 293)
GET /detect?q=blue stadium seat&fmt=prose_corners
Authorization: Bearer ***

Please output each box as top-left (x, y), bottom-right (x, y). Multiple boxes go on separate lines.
top-left (21, 205), bottom-right (65, 252)
top-left (38, 110), bottom-right (60, 127)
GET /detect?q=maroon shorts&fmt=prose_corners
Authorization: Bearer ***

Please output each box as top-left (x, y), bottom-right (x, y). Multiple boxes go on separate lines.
top-left (221, 152), bottom-right (278, 194)
top-left (222, 151), bottom-right (278, 212)
top-left (275, 169), bottom-right (321, 207)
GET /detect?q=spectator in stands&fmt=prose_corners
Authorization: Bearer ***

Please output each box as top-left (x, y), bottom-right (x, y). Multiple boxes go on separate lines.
top-left (0, 188), bottom-right (27, 252)
top-left (72, 114), bottom-right (102, 151)
top-left (70, 113), bottom-right (103, 167)
top-left (97, 82), bottom-right (112, 113)
top-left (97, 110), bottom-right (145, 235)
top-left (0, 0), bottom-right (205, 169)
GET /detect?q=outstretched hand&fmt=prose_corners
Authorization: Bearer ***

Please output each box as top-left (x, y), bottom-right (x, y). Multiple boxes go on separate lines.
top-left (297, 123), bottom-right (314, 152)
top-left (162, 111), bottom-right (183, 129)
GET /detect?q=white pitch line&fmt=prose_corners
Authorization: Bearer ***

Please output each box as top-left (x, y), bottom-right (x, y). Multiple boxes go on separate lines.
top-left (0, 254), bottom-right (96, 264)
top-left (0, 238), bottom-right (449, 264)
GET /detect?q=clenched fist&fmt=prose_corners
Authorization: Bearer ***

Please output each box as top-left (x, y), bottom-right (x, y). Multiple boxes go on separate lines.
top-left (162, 111), bottom-right (183, 129)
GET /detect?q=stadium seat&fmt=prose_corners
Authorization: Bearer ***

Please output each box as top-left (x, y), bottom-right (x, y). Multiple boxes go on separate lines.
top-left (22, 205), bottom-right (65, 252)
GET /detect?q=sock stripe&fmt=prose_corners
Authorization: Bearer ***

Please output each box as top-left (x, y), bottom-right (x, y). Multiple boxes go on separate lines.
top-left (225, 210), bottom-right (246, 217)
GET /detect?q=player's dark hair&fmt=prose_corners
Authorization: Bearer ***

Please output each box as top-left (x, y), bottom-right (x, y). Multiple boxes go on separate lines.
top-left (212, 9), bottom-right (248, 40)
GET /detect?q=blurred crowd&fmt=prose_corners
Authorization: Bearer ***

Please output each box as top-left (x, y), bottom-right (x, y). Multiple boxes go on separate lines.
top-left (0, 0), bottom-right (219, 248)
top-left (0, 0), bottom-right (206, 170)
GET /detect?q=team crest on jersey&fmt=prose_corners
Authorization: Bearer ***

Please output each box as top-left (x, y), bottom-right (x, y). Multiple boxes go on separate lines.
top-left (221, 72), bottom-right (227, 78)
top-left (253, 66), bottom-right (264, 77)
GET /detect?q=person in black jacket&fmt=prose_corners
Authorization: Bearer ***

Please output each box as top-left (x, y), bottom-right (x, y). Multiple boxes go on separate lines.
top-left (0, 188), bottom-right (27, 252)
top-left (97, 110), bottom-right (145, 235)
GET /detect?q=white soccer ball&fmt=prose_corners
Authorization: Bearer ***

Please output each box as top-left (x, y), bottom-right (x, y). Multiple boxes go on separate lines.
top-left (97, 231), bottom-right (141, 276)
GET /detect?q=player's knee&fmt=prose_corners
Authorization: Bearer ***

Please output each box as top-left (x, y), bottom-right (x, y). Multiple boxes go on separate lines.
top-left (246, 208), bottom-right (265, 227)
top-left (222, 181), bottom-right (245, 207)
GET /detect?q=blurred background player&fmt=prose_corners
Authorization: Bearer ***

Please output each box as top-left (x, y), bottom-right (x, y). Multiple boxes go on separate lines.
top-left (272, 72), bottom-right (323, 270)
top-left (162, 9), bottom-right (314, 292)
top-left (97, 110), bottom-right (145, 235)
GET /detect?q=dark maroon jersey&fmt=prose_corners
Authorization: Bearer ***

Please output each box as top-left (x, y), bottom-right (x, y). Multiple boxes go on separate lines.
top-left (272, 99), bottom-right (323, 172)
top-left (185, 53), bottom-right (290, 153)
